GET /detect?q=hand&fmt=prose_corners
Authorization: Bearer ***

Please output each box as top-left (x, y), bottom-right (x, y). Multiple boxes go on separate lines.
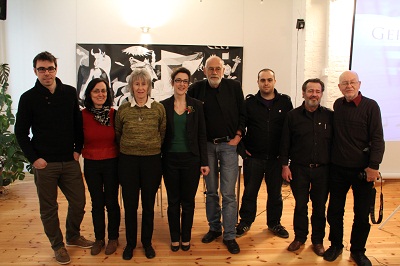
top-left (228, 135), bottom-right (241, 146)
top-left (201, 166), bottom-right (210, 176)
top-left (281, 165), bottom-right (292, 183)
top-left (245, 150), bottom-right (252, 156)
top-left (364, 167), bottom-right (380, 182)
top-left (73, 152), bottom-right (80, 161)
top-left (33, 158), bottom-right (47, 169)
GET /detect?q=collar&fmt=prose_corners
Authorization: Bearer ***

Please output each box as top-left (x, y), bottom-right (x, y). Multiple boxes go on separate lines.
top-left (130, 97), bottom-right (154, 108)
top-left (352, 92), bottom-right (362, 106)
top-left (300, 101), bottom-right (321, 113)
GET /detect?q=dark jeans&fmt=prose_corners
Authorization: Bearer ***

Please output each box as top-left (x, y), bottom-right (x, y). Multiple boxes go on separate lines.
top-left (162, 152), bottom-right (200, 243)
top-left (84, 158), bottom-right (120, 241)
top-left (289, 164), bottom-right (329, 244)
top-left (119, 153), bottom-right (162, 248)
top-left (33, 160), bottom-right (85, 250)
top-left (327, 164), bottom-right (373, 253)
top-left (239, 157), bottom-right (283, 227)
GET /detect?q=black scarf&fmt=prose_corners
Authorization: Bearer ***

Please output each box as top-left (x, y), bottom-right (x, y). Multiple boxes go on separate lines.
top-left (89, 106), bottom-right (111, 126)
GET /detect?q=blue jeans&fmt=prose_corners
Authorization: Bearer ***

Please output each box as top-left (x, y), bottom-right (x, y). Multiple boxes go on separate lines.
top-left (205, 142), bottom-right (238, 240)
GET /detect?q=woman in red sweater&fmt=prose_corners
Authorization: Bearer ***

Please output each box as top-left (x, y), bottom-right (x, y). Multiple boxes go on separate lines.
top-left (81, 78), bottom-right (120, 256)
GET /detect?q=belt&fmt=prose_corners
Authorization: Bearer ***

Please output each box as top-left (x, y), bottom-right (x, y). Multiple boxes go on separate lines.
top-left (308, 163), bottom-right (322, 168)
top-left (212, 136), bottom-right (230, 144)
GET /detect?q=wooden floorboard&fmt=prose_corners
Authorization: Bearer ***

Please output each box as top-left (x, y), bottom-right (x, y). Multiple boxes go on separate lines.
top-left (0, 175), bottom-right (399, 265)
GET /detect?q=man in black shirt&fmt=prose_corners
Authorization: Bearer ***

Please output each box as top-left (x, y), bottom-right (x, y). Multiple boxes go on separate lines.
top-left (280, 78), bottom-right (333, 256)
top-left (188, 55), bottom-right (245, 254)
top-left (323, 71), bottom-right (384, 266)
top-left (236, 69), bottom-right (293, 239)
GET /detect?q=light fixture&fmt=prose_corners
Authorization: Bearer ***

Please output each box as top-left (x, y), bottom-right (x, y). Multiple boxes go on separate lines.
top-left (141, 26), bottom-right (150, 33)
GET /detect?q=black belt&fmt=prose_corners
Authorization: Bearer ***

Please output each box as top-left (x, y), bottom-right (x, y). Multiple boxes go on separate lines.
top-left (294, 163), bottom-right (324, 168)
top-left (211, 136), bottom-right (230, 144)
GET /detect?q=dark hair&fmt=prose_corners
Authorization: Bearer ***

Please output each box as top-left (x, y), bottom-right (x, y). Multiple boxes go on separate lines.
top-left (83, 78), bottom-right (113, 108)
top-left (170, 67), bottom-right (191, 83)
top-left (302, 78), bottom-right (325, 92)
top-left (257, 68), bottom-right (275, 79)
top-left (33, 51), bottom-right (58, 68)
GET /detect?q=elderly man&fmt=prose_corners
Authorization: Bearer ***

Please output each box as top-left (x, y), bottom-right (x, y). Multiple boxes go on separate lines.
top-left (188, 55), bottom-right (245, 254)
top-left (323, 71), bottom-right (385, 266)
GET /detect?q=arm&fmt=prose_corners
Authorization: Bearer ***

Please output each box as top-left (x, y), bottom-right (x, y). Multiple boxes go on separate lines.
top-left (159, 104), bottom-right (167, 144)
top-left (72, 88), bottom-right (83, 158)
top-left (197, 101), bottom-right (209, 167)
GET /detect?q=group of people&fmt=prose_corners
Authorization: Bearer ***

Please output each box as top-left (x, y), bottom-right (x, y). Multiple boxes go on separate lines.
top-left (14, 51), bottom-right (384, 266)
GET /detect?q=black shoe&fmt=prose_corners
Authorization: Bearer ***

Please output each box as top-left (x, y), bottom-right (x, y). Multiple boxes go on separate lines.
top-left (223, 239), bottom-right (240, 254)
top-left (202, 230), bottom-right (222, 243)
top-left (181, 243), bottom-right (190, 251)
top-left (144, 245), bottom-right (156, 259)
top-left (350, 252), bottom-right (372, 266)
top-left (170, 244), bottom-right (179, 252)
top-left (268, 224), bottom-right (289, 238)
top-left (236, 223), bottom-right (250, 237)
top-left (323, 246), bottom-right (343, 262)
top-left (122, 245), bottom-right (134, 260)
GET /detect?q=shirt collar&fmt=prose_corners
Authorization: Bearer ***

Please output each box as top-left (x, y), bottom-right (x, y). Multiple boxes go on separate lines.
top-left (130, 97), bottom-right (154, 108)
top-left (352, 92), bottom-right (362, 106)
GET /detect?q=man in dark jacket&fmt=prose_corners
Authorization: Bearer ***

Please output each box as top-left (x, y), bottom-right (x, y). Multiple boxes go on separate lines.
top-left (236, 69), bottom-right (293, 239)
top-left (188, 55), bottom-right (245, 254)
top-left (15, 51), bottom-right (93, 265)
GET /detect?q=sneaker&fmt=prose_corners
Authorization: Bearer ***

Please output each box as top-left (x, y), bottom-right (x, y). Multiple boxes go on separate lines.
top-left (54, 247), bottom-right (71, 265)
top-left (91, 239), bottom-right (105, 255)
top-left (66, 235), bottom-right (94, 248)
top-left (268, 224), bottom-right (289, 238)
top-left (236, 223), bottom-right (250, 237)
top-left (105, 239), bottom-right (119, 255)
top-left (350, 252), bottom-right (372, 266)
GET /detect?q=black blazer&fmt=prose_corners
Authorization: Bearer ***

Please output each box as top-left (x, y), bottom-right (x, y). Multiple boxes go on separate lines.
top-left (160, 95), bottom-right (208, 167)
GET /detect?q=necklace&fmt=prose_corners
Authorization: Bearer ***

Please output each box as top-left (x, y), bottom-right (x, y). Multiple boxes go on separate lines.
top-left (138, 107), bottom-right (144, 121)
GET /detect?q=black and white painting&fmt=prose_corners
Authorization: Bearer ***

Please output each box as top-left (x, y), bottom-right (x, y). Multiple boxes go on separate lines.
top-left (76, 44), bottom-right (243, 107)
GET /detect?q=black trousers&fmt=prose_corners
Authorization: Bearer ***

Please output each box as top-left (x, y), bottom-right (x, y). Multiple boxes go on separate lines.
top-left (162, 152), bottom-right (200, 243)
top-left (289, 164), bottom-right (329, 244)
top-left (119, 153), bottom-right (162, 248)
top-left (84, 158), bottom-right (120, 241)
top-left (239, 157), bottom-right (283, 227)
top-left (327, 164), bottom-right (373, 253)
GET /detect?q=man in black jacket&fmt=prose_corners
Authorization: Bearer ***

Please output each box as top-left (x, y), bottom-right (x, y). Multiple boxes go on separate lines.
top-left (323, 71), bottom-right (385, 266)
top-left (188, 55), bottom-right (245, 254)
top-left (280, 78), bottom-right (333, 256)
top-left (15, 51), bottom-right (93, 265)
top-left (236, 69), bottom-right (292, 239)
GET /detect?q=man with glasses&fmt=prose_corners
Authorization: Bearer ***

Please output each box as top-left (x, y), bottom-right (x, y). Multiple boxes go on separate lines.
top-left (188, 55), bottom-right (245, 254)
top-left (323, 70), bottom-right (385, 266)
top-left (15, 51), bottom-right (93, 265)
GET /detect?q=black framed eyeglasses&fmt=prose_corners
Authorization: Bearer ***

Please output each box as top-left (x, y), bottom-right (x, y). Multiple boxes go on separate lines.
top-left (36, 67), bottom-right (56, 73)
top-left (174, 79), bottom-right (189, 85)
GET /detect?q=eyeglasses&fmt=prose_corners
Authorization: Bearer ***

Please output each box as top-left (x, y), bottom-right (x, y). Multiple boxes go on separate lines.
top-left (174, 79), bottom-right (189, 85)
top-left (92, 89), bottom-right (107, 94)
top-left (36, 67), bottom-right (56, 73)
top-left (340, 81), bottom-right (359, 86)
top-left (207, 67), bottom-right (222, 72)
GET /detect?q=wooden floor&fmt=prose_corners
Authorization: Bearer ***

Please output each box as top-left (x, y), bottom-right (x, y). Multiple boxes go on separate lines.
top-left (0, 175), bottom-right (399, 266)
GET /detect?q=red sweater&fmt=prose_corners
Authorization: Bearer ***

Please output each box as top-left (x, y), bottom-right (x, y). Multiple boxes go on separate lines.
top-left (82, 108), bottom-right (118, 160)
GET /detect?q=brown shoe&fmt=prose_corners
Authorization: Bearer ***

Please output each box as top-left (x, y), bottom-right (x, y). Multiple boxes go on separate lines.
top-left (312, 243), bottom-right (325, 256)
top-left (91, 239), bottom-right (105, 255)
top-left (105, 239), bottom-right (119, 255)
top-left (287, 240), bottom-right (303, 251)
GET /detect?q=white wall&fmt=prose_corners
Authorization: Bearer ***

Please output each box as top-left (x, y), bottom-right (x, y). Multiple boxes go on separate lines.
top-left (1, 0), bottom-right (398, 177)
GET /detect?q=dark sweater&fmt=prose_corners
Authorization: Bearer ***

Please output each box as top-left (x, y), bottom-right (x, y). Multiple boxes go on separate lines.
top-left (331, 94), bottom-right (385, 170)
top-left (15, 78), bottom-right (83, 163)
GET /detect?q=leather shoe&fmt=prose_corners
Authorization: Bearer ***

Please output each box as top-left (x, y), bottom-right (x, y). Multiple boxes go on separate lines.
top-left (144, 245), bottom-right (156, 259)
top-left (312, 243), bottom-right (325, 256)
top-left (287, 240), bottom-right (303, 251)
top-left (202, 230), bottom-right (222, 243)
top-left (181, 243), bottom-right (190, 251)
top-left (223, 239), bottom-right (240, 254)
top-left (122, 245), bottom-right (134, 260)
top-left (323, 246), bottom-right (343, 262)
top-left (170, 244), bottom-right (179, 252)
top-left (350, 252), bottom-right (372, 266)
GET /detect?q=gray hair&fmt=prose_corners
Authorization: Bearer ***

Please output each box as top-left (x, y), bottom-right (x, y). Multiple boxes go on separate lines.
top-left (128, 68), bottom-right (152, 97)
